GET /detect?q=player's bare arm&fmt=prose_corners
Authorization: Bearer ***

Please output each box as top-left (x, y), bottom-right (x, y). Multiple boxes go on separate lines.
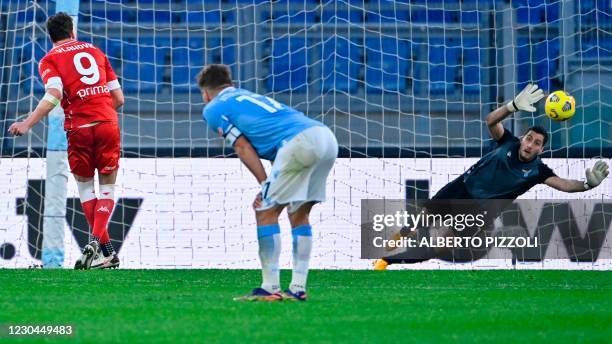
top-left (545, 160), bottom-right (609, 192)
top-left (233, 135), bottom-right (267, 184)
top-left (8, 88), bottom-right (62, 136)
top-left (110, 88), bottom-right (125, 110)
top-left (485, 83), bottom-right (545, 140)
top-left (485, 106), bottom-right (510, 140)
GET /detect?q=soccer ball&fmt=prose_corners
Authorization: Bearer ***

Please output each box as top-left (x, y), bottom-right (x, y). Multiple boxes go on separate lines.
top-left (545, 90), bottom-right (575, 121)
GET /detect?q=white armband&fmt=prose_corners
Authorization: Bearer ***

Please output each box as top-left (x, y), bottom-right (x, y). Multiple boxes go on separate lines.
top-left (42, 92), bottom-right (60, 106)
top-left (223, 125), bottom-right (242, 146)
top-left (107, 79), bottom-right (121, 90)
top-left (44, 76), bottom-right (63, 92)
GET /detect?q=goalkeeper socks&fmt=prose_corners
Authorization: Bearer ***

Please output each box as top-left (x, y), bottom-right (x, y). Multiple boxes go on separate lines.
top-left (92, 184), bottom-right (115, 248)
top-left (257, 224), bottom-right (281, 293)
top-left (76, 180), bottom-right (97, 229)
top-left (289, 224), bottom-right (312, 293)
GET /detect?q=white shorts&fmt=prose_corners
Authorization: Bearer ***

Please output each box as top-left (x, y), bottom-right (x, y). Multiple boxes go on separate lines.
top-left (259, 126), bottom-right (338, 213)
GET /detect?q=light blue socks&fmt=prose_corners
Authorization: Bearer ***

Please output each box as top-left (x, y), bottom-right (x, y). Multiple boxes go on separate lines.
top-left (257, 224), bottom-right (281, 293)
top-left (290, 224), bottom-right (312, 293)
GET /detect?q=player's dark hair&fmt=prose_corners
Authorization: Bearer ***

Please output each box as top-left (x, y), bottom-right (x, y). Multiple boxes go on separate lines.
top-left (197, 64), bottom-right (232, 90)
top-left (46, 12), bottom-right (73, 42)
top-left (524, 125), bottom-right (549, 145)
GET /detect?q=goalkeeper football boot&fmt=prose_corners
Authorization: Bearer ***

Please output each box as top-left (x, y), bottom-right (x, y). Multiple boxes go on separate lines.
top-left (74, 240), bottom-right (99, 270)
top-left (91, 253), bottom-right (120, 269)
top-left (282, 289), bottom-right (308, 302)
top-left (373, 258), bottom-right (389, 270)
top-left (233, 288), bottom-right (283, 302)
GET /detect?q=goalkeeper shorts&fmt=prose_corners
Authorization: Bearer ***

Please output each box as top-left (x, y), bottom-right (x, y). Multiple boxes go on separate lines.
top-left (259, 125), bottom-right (338, 213)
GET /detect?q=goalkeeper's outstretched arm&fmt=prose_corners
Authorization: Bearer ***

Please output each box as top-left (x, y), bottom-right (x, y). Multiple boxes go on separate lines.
top-left (485, 84), bottom-right (544, 140)
top-left (545, 161), bottom-right (609, 192)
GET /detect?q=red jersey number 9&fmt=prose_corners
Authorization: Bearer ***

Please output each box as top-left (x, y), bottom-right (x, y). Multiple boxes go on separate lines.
top-left (73, 52), bottom-right (100, 85)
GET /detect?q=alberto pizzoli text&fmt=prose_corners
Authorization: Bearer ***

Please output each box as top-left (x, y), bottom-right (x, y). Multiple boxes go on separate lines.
top-left (373, 236), bottom-right (538, 249)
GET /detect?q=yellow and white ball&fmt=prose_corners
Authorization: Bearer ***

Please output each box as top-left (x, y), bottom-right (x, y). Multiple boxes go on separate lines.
top-left (545, 90), bottom-right (575, 121)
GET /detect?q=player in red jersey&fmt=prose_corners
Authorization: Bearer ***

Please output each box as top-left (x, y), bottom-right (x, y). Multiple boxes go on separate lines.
top-left (8, 13), bottom-right (124, 269)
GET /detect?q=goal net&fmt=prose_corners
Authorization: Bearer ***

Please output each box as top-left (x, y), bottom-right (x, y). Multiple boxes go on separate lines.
top-left (0, 0), bottom-right (610, 269)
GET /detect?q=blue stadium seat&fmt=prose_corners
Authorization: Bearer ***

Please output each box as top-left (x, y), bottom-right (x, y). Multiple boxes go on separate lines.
top-left (140, 45), bottom-right (168, 64)
top-left (409, 9), bottom-right (427, 23)
top-left (269, 11), bottom-right (318, 24)
top-left (461, 10), bottom-right (480, 24)
top-left (321, 37), bottom-right (361, 93)
top-left (207, 37), bottom-right (236, 66)
top-left (21, 62), bottom-right (45, 94)
top-left (91, 10), bottom-right (124, 22)
top-left (15, 9), bottom-right (35, 23)
top-left (515, 0), bottom-right (546, 24)
top-left (235, 0), bottom-right (279, 3)
top-left (270, 0), bottom-right (319, 3)
top-left (428, 39), bottom-right (459, 94)
top-left (171, 41), bottom-right (205, 67)
top-left (35, 38), bottom-right (50, 61)
top-left (365, 38), bottom-right (410, 93)
top-left (427, 9), bottom-right (445, 22)
top-left (224, 10), bottom-right (236, 23)
top-left (171, 65), bottom-right (201, 93)
top-left (170, 37), bottom-right (236, 93)
top-left (184, 0), bottom-right (226, 3)
top-left (121, 62), bottom-right (163, 93)
top-left (96, 38), bottom-right (119, 57)
top-left (546, 1), bottom-right (560, 22)
top-left (516, 38), bottom-right (531, 90)
top-left (425, 10), bottom-right (458, 23)
top-left (321, 11), bottom-right (362, 23)
top-left (185, 10), bottom-right (222, 25)
top-left (461, 39), bottom-right (480, 94)
top-left (137, 10), bottom-right (172, 24)
top-left (189, 40), bottom-right (207, 66)
top-left (366, 10), bottom-right (409, 23)
top-left (534, 39), bottom-right (560, 91)
top-left (141, 36), bottom-right (172, 50)
top-left (267, 37), bottom-right (310, 93)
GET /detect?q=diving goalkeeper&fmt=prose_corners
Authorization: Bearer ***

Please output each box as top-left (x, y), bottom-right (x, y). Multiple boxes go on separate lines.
top-left (374, 84), bottom-right (609, 270)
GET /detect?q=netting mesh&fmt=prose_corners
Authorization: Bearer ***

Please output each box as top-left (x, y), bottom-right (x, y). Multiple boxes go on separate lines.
top-left (0, 0), bottom-right (610, 268)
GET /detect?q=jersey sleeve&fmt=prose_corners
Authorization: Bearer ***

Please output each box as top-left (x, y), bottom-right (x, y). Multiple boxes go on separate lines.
top-left (103, 53), bottom-right (121, 90)
top-left (203, 103), bottom-right (242, 146)
top-left (495, 128), bottom-right (517, 146)
top-left (38, 56), bottom-right (63, 92)
top-left (537, 163), bottom-right (557, 183)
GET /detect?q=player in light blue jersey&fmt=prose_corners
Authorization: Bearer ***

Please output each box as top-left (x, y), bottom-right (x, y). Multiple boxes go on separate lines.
top-left (199, 64), bottom-right (338, 301)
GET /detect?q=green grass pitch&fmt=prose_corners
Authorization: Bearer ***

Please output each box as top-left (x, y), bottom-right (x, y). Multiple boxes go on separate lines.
top-left (1, 270), bottom-right (610, 342)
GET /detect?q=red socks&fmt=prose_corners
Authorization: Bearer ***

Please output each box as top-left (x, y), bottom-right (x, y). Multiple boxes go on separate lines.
top-left (81, 198), bottom-right (98, 230)
top-left (92, 198), bottom-right (114, 245)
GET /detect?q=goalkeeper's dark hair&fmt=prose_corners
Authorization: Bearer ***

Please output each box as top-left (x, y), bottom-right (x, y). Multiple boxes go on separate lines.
top-left (46, 12), bottom-right (73, 43)
top-left (524, 125), bottom-right (549, 145)
top-left (197, 64), bottom-right (233, 90)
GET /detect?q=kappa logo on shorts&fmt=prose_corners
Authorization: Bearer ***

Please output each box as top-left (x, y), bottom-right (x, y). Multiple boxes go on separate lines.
top-left (97, 206), bottom-right (111, 213)
top-left (103, 166), bottom-right (116, 171)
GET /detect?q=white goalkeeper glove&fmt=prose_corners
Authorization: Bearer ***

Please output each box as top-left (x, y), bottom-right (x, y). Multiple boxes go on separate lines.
top-left (506, 83), bottom-right (545, 113)
top-left (584, 160), bottom-right (609, 190)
